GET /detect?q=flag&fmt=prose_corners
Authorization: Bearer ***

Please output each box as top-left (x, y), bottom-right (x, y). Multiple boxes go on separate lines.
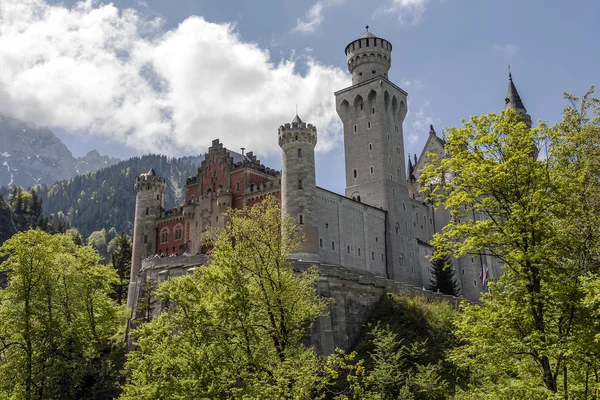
top-left (482, 267), bottom-right (489, 293)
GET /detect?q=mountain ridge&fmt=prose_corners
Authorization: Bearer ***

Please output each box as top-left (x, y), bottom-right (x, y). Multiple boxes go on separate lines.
top-left (0, 115), bottom-right (121, 187)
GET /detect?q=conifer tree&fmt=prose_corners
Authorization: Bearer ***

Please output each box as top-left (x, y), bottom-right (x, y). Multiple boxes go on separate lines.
top-left (110, 232), bottom-right (132, 304)
top-left (429, 254), bottom-right (460, 296)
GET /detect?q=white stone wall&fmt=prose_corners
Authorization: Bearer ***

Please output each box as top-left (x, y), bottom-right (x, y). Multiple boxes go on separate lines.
top-left (315, 188), bottom-right (387, 277)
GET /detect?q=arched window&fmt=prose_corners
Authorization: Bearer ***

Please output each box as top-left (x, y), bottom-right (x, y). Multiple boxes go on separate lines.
top-left (298, 179), bottom-right (303, 190)
top-left (331, 241), bottom-right (335, 251)
top-left (319, 238), bottom-right (323, 248)
top-left (357, 195), bottom-right (361, 202)
top-left (160, 228), bottom-right (169, 244)
top-left (370, 166), bottom-right (374, 174)
top-left (353, 169), bottom-right (357, 178)
top-left (395, 224), bottom-right (399, 234)
top-left (399, 254), bottom-right (404, 266)
top-left (358, 248), bottom-right (361, 257)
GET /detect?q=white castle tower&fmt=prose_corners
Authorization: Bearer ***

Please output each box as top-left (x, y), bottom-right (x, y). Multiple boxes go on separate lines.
top-left (127, 168), bottom-right (166, 309)
top-left (335, 28), bottom-right (423, 284)
top-left (279, 114), bottom-right (320, 262)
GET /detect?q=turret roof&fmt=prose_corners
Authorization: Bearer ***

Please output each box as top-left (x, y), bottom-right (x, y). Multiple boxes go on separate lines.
top-left (292, 114), bottom-right (303, 124)
top-left (360, 31), bottom-right (376, 38)
top-left (505, 72), bottom-right (526, 111)
top-left (147, 168), bottom-right (156, 176)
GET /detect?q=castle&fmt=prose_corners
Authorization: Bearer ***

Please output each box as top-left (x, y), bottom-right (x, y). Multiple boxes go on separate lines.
top-left (126, 29), bottom-right (532, 351)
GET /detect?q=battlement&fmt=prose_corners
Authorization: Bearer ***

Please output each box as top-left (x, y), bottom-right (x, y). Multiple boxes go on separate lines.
top-left (343, 31), bottom-right (392, 85)
top-left (278, 120), bottom-right (318, 148)
top-left (244, 178), bottom-right (280, 196)
top-left (135, 170), bottom-right (166, 193)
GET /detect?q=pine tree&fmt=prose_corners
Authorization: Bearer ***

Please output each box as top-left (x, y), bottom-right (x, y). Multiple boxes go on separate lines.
top-left (429, 254), bottom-right (460, 296)
top-left (110, 232), bottom-right (132, 305)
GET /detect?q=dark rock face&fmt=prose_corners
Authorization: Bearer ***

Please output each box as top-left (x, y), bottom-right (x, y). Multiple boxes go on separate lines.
top-left (0, 115), bottom-right (120, 187)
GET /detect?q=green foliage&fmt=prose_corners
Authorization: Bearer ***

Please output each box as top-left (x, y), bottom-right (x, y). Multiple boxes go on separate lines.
top-left (421, 88), bottom-right (600, 397)
top-left (0, 229), bottom-right (126, 400)
top-left (340, 294), bottom-right (462, 399)
top-left (429, 254), bottom-right (460, 296)
top-left (110, 232), bottom-right (132, 305)
top-left (121, 197), bottom-right (331, 399)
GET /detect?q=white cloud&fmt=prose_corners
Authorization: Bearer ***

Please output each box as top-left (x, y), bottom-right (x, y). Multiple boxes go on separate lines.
top-left (494, 43), bottom-right (519, 58)
top-left (399, 78), bottom-right (424, 92)
top-left (0, 0), bottom-right (350, 155)
top-left (293, 0), bottom-right (344, 34)
top-left (375, 0), bottom-right (433, 25)
top-left (406, 100), bottom-right (435, 144)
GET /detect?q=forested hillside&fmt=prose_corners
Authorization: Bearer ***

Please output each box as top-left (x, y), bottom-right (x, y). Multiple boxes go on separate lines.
top-left (29, 154), bottom-right (202, 237)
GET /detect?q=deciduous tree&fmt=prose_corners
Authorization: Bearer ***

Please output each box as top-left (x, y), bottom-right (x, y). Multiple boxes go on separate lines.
top-left (121, 197), bottom-right (330, 399)
top-left (420, 88), bottom-right (600, 398)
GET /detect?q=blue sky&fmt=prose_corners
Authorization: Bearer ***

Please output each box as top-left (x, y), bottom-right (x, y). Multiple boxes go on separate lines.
top-left (0, 0), bottom-right (597, 194)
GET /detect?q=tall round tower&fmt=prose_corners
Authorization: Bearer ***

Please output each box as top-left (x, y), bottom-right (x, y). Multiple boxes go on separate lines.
top-left (127, 168), bottom-right (166, 309)
top-left (344, 26), bottom-right (392, 85)
top-left (278, 115), bottom-right (320, 261)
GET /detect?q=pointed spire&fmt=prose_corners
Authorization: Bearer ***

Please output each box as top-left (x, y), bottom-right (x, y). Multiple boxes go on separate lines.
top-left (505, 70), bottom-right (526, 111)
top-left (147, 168), bottom-right (156, 176)
top-left (504, 69), bottom-right (532, 128)
top-left (292, 114), bottom-right (303, 124)
top-left (414, 153), bottom-right (417, 165)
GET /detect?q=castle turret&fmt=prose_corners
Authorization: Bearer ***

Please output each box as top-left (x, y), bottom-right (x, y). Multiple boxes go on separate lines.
top-left (127, 168), bottom-right (166, 309)
top-left (505, 70), bottom-right (532, 128)
top-left (278, 115), bottom-right (320, 261)
top-left (344, 26), bottom-right (392, 85)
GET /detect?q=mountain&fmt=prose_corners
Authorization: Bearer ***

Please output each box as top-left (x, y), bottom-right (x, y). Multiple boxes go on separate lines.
top-left (0, 115), bottom-right (120, 187)
top-left (34, 154), bottom-right (203, 238)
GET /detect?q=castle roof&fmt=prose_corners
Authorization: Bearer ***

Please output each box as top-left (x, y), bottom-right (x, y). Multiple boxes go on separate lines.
top-left (505, 72), bottom-right (526, 111)
top-left (429, 124), bottom-right (446, 146)
top-left (292, 114), bottom-right (303, 124)
top-left (360, 30), bottom-right (376, 38)
top-left (227, 150), bottom-right (249, 164)
top-left (147, 168), bottom-right (156, 176)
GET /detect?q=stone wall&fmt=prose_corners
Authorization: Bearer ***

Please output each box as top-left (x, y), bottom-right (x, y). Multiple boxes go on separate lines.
top-left (129, 255), bottom-right (462, 354)
top-left (298, 262), bottom-right (461, 354)
top-left (315, 187), bottom-right (387, 276)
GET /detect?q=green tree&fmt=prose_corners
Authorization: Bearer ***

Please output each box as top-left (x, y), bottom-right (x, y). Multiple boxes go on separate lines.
top-left (87, 228), bottom-right (107, 260)
top-left (121, 197), bottom-right (330, 399)
top-left (111, 232), bottom-right (132, 305)
top-left (0, 229), bottom-right (126, 400)
top-left (428, 254), bottom-right (459, 296)
top-left (420, 89), bottom-right (600, 398)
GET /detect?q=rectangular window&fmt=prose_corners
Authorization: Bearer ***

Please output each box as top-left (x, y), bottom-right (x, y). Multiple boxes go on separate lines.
top-left (236, 182), bottom-right (240, 192)
top-left (145, 207), bottom-right (149, 215)
top-left (299, 214), bottom-right (304, 224)
top-left (354, 125), bottom-right (357, 133)
top-left (143, 235), bottom-right (147, 244)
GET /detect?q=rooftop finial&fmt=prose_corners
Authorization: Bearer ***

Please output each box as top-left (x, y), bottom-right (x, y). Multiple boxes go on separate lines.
top-left (508, 64), bottom-right (512, 80)
top-left (365, 25), bottom-right (369, 31)
top-left (240, 147), bottom-right (245, 155)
